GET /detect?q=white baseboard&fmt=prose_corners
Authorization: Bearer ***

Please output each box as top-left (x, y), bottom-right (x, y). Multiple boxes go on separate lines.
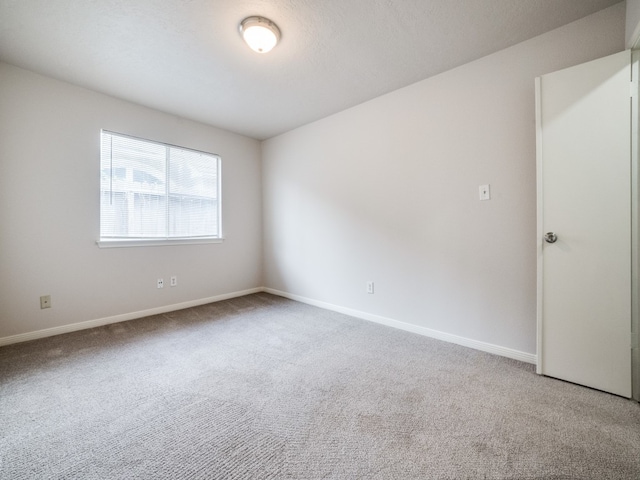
top-left (265, 288), bottom-right (537, 365)
top-left (1, 287), bottom-right (537, 365)
top-left (0, 287), bottom-right (263, 347)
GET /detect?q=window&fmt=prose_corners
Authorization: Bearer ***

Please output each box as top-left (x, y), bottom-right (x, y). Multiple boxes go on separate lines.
top-left (99, 130), bottom-right (221, 247)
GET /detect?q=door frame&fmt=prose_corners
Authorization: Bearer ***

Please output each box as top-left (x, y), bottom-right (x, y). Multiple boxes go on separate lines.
top-left (632, 50), bottom-right (640, 402)
top-left (535, 76), bottom-right (544, 377)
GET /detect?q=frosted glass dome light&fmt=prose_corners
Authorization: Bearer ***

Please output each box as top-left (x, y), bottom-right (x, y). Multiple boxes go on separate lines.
top-left (240, 16), bottom-right (281, 53)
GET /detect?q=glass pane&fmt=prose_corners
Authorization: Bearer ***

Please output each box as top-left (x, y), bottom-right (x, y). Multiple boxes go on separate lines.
top-left (168, 147), bottom-right (218, 237)
top-left (100, 132), bottom-right (167, 238)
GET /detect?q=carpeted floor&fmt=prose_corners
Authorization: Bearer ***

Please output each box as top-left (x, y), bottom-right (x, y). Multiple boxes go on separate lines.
top-left (1, 292), bottom-right (639, 479)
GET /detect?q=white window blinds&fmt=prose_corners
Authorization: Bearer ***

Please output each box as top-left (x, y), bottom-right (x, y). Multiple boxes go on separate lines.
top-left (100, 131), bottom-right (220, 241)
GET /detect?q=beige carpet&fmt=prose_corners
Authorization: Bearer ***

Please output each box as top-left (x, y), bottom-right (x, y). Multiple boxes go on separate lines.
top-left (1, 293), bottom-right (639, 479)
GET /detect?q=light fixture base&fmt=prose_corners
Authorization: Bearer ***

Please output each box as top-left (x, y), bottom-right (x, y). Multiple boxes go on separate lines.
top-left (239, 16), bottom-right (281, 53)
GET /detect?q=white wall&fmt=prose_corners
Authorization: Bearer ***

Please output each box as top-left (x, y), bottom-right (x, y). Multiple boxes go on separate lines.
top-left (262, 4), bottom-right (625, 356)
top-left (0, 63), bottom-right (263, 340)
top-left (627, 0), bottom-right (640, 47)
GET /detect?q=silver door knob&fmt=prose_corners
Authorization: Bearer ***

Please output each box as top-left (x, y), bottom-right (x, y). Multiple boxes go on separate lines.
top-left (544, 232), bottom-right (558, 243)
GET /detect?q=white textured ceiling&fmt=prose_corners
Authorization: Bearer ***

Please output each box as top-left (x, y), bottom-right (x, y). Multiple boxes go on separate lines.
top-left (0, 0), bottom-right (621, 140)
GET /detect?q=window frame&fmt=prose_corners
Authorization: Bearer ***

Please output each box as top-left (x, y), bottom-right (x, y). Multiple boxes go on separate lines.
top-left (97, 130), bottom-right (223, 248)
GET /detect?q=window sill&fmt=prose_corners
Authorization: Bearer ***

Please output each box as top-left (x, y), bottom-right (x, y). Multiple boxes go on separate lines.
top-left (96, 237), bottom-right (224, 248)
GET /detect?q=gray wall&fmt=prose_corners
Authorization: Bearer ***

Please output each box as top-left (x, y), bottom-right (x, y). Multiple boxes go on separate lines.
top-left (0, 63), bottom-right (263, 340)
top-left (262, 4), bottom-right (625, 358)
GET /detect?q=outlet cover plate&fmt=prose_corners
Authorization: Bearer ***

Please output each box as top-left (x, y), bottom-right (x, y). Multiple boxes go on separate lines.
top-left (40, 295), bottom-right (51, 309)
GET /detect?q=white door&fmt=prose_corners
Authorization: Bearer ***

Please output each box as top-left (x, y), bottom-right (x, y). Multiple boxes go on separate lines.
top-left (536, 50), bottom-right (632, 398)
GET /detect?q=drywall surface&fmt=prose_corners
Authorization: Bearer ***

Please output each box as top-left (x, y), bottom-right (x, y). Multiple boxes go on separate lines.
top-left (627, 0), bottom-right (640, 47)
top-left (0, 63), bottom-right (262, 339)
top-left (262, 4), bottom-right (625, 355)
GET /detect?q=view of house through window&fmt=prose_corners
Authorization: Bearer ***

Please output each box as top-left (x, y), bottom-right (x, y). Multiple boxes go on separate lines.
top-left (100, 131), bottom-right (221, 242)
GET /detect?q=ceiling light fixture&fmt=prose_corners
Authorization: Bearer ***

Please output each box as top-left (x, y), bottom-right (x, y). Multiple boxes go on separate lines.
top-left (239, 16), bottom-right (281, 53)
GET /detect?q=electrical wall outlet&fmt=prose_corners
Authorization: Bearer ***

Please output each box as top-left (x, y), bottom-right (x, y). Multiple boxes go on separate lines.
top-left (40, 295), bottom-right (51, 309)
top-left (367, 281), bottom-right (374, 294)
top-left (157, 278), bottom-right (164, 289)
top-left (170, 276), bottom-right (177, 287)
